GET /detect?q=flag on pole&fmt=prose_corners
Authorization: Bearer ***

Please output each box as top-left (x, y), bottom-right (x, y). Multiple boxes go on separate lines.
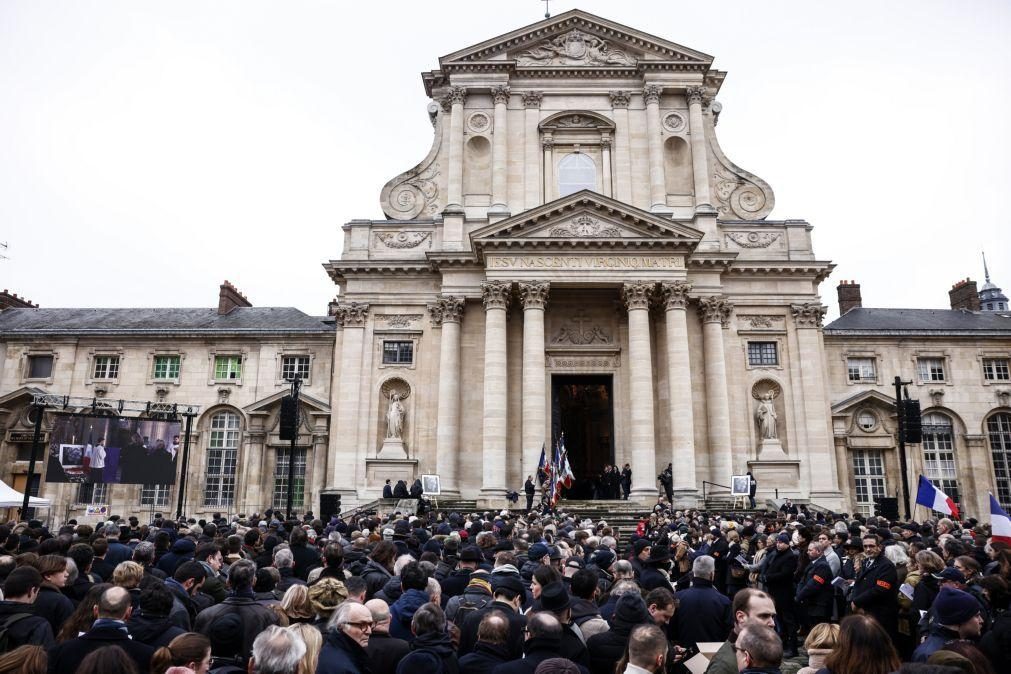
top-left (536, 444), bottom-right (547, 484)
top-left (551, 441), bottom-right (563, 506)
top-left (990, 493), bottom-right (1011, 546)
top-left (558, 435), bottom-right (574, 489)
top-left (915, 475), bottom-right (959, 519)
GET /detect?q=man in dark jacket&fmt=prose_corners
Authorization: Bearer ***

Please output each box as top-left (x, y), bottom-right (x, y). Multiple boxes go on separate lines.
top-left (912, 586), bottom-right (983, 662)
top-left (365, 598), bottom-right (411, 674)
top-left (586, 592), bottom-right (651, 674)
top-left (458, 576), bottom-right (527, 659)
top-left (47, 586), bottom-right (155, 674)
top-left (441, 546), bottom-right (481, 603)
top-left (194, 559), bottom-right (279, 663)
top-left (671, 555), bottom-right (732, 648)
top-left (639, 545), bottom-right (675, 592)
top-left (383, 479), bottom-right (394, 499)
top-left (494, 611), bottom-right (588, 674)
top-left (127, 582), bottom-right (187, 649)
top-left (156, 537), bottom-right (196, 576)
top-left (388, 562), bottom-right (430, 643)
top-left (317, 601), bottom-right (374, 674)
top-left (394, 602), bottom-right (456, 674)
top-left (165, 560), bottom-right (206, 630)
top-left (850, 533), bottom-right (899, 643)
top-left (288, 527), bottom-right (321, 580)
top-left (620, 464), bottom-right (632, 500)
top-left (0, 567), bottom-right (55, 649)
top-left (762, 534), bottom-right (799, 657)
top-left (273, 548), bottom-right (306, 595)
top-left (65, 543), bottom-right (96, 602)
top-left (194, 542), bottom-right (227, 605)
top-left (524, 476), bottom-right (535, 512)
top-left (537, 582), bottom-right (589, 667)
top-left (393, 480), bottom-right (409, 498)
top-left (795, 541), bottom-right (834, 628)
top-left (459, 612), bottom-right (512, 674)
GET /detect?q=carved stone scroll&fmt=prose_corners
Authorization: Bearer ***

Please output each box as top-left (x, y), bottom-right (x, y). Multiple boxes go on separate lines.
top-left (376, 231), bottom-right (432, 249)
top-left (725, 232), bottom-right (781, 249)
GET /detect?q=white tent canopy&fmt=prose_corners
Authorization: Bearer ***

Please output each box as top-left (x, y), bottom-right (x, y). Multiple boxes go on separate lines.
top-left (0, 479), bottom-right (52, 508)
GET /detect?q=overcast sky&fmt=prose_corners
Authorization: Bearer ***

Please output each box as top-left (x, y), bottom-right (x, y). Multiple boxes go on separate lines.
top-left (1, 1), bottom-right (1008, 319)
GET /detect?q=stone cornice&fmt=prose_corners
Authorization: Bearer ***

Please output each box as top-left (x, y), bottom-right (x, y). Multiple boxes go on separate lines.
top-left (727, 262), bottom-right (835, 283)
top-left (323, 260), bottom-right (435, 283)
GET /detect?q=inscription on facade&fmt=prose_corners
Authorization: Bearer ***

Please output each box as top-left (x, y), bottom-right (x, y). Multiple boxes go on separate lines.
top-left (488, 255), bottom-right (683, 270)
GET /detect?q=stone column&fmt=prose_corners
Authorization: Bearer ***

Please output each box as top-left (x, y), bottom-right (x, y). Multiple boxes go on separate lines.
top-left (601, 134), bottom-right (613, 197)
top-left (481, 281), bottom-right (512, 498)
top-left (698, 296), bottom-right (733, 485)
top-left (623, 282), bottom-right (657, 499)
top-left (445, 86), bottom-right (467, 210)
top-left (491, 86), bottom-right (510, 214)
top-left (643, 84), bottom-right (666, 210)
top-left (331, 302), bottom-right (370, 494)
top-left (541, 135), bottom-right (555, 202)
top-left (661, 281), bottom-right (696, 503)
top-left (609, 91), bottom-right (633, 203)
top-left (429, 297), bottom-right (465, 496)
top-left (685, 86), bottom-right (712, 208)
top-left (791, 303), bottom-right (839, 497)
top-left (523, 92), bottom-right (543, 210)
top-left (519, 282), bottom-right (549, 483)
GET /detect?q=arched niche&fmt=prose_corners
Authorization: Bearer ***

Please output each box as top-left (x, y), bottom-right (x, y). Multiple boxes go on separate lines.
top-left (664, 136), bottom-right (692, 195)
top-left (463, 135), bottom-right (491, 205)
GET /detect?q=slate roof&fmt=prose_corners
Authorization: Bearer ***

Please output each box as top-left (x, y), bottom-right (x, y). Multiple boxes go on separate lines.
top-left (824, 307), bottom-right (1011, 336)
top-left (0, 307), bottom-right (334, 336)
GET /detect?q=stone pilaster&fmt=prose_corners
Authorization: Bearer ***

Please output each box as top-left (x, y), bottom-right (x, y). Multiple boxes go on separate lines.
top-left (698, 295), bottom-right (733, 484)
top-left (519, 282), bottom-right (549, 484)
top-left (523, 91), bottom-right (543, 210)
top-left (491, 86), bottom-right (510, 214)
top-left (331, 302), bottom-right (370, 495)
top-left (643, 84), bottom-right (666, 211)
top-left (481, 282), bottom-right (512, 498)
top-left (623, 281), bottom-right (657, 499)
top-left (600, 135), bottom-right (613, 197)
top-left (685, 86), bottom-right (713, 209)
top-left (445, 86), bottom-right (467, 212)
top-left (661, 281), bottom-right (696, 504)
top-left (541, 135), bottom-right (555, 202)
top-left (609, 91), bottom-right (633, 203)
top-left (429, 297), bottom-right (465, 495)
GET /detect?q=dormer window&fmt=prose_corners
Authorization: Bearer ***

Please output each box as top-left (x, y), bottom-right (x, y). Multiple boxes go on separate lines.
top-left (558, 153), bottom-right (596, 196)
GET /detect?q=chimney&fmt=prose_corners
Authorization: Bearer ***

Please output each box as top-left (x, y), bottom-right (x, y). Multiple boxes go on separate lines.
top-left (0, 289), bottom-right (38, 310)
top-left (837, 280), bottom-right (862, 315)
top-left (949, 278), bottom-right (980, 311)
top-left (218, 280), bottom-right (252, 315)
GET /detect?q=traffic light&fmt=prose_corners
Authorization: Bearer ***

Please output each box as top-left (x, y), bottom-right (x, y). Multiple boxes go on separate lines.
top-left (279, 395), bottom-right (298, 441)
top-left (902, 399), bottom-right (922, 444)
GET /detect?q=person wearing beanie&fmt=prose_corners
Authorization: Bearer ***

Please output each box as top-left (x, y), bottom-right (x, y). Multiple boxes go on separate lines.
top-left (912, 586), bottom-right (983, 662)
top-left (587, 592), bottom-right (651, 674)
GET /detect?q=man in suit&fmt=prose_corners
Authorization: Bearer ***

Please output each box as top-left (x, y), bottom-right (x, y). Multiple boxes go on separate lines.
top-left (47, 586), bottom-right (155, 674)
top-left (383, 479), bottom-right (394, 499)
top-left (851, 533), bottom-right (899, 642)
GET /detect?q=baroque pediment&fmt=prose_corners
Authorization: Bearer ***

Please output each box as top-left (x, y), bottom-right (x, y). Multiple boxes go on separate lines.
top-left (437, 10), bottom-right (713, 70)
top-left (471, 190), bottom-right (704, 253)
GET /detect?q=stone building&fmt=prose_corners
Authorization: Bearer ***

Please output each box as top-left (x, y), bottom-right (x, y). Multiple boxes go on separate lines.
top-left (1, 10), bottom-right (1008, 521)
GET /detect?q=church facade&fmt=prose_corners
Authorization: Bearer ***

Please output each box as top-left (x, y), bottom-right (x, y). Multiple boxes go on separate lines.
top-left (1, 11), bottom-right (1009, 522)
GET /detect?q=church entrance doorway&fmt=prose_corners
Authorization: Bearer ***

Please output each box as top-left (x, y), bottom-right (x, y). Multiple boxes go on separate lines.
top-left (551, 374), bottom-right (614, 500)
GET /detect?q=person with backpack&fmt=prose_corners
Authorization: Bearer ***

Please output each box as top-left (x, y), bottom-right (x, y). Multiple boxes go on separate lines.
top-left (0, 567), bottom-right (55, 651)
top-left (445, 571), bottom-right (494, 625)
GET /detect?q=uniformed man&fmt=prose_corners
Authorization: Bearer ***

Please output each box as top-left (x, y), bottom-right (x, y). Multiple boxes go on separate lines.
top-left (850, 533), bottom-right (899, 642)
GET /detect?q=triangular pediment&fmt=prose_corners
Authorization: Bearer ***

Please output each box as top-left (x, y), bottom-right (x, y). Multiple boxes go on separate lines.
top-left (831, 389), bottom-right (896, 415)
top-left (472, 191), bottom-right (703, 253)
top-left (0, 386), bottom-right (47, 411)
top-left (244, 391), bottom-right (331, 415)
top-left (439, 10), bottom-right (713, 69)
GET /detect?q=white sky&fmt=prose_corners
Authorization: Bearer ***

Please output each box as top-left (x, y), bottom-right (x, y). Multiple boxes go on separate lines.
top-left (2, 1), bottom-right (1009, 320)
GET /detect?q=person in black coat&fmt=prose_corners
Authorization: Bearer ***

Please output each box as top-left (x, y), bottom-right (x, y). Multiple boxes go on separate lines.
top-left (639, 545), bottom-right (675, 593)
top-left (747, 471), bottom-right (757, 509)
top-left (620, 464), bottom-right (632, 501)
top-left (47, 586), bottom-right (156, 674)
top-left (658, 464), bottom-right (673, 503)
top-left (409, 479), bottom-right (424, 499)
top-left (850, 533), bottom-right (900, 642)
top-left (0, 567), bottom-right (55, 649)
top-left (762, 534), bottom-right (799, 656)
top-left (383, 479), bottom-right (394, 499)
top-left (458, 577), bottom-right (527, 659)
top-left (440, 546), bottom-right (481, 603)
top-left (317, 602), bottom-right (374, 674)
top-left (586, 593), bottom-right (650, 674)
top-left (795, 541), bottom-right (834, 628)
top-left (393, 602), bottom-right (457, 674)
top-left (493, 611), bottom-right (589, 674)
top-left (288, 527), bottom-right (321, 581)
top-left (393, 480), bottom-right (409, 499)
top-left (536, 582), bottom-right (589, 668)
top-left (524, 476), bottom-right (536, 512)
top-left (671, 556), bottom-right (732, 649)
top-left (458, 611), bottom-right (512, 674)
top-left (34, 555), bottom-right (75, 637)
top-left (126, 582), bottom-right (187, 649)
top-left (364, 598), bottom-right (411, 674)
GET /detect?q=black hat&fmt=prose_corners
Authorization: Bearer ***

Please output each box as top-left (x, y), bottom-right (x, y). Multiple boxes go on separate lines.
top-left (843, 539), bottom-right (861, 550)
top-left (539, 582), bottom-right (571, 612)
top-left (591, 548), bottom-right (616, 569)
top-left (460, 546), bottom-right (483, 563)
top-left (647, 545), bottom-right (671, 564)
top-left (393, 520), bottom-right (411, 537)
top-left (548, 546), bottom-right (563, 560)
top-left (493, 575), bottom-right (526, 598)
top-left (633, 539), bottom-right (651, 555)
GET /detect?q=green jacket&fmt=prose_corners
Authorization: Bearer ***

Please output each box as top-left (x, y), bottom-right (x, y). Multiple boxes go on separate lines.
top-left (704, 639), bottom-right (737, 674)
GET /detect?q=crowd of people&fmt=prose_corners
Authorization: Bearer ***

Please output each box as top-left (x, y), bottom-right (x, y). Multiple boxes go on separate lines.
top-left (0, 496), bottom-right (1007, 674)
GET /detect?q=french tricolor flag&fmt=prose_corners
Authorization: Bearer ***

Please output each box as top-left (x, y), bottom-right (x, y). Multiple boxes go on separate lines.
top-left (915, 474), bottom-right (959, 519)
top-left (990, 493), bottom-right (1011, 546)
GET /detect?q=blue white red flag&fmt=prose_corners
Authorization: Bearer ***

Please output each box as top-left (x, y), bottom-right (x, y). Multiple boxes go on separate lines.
top-left (915, 474), bottom-right (959, 519)
top-left (990, 493), bottom-right (1011, 546)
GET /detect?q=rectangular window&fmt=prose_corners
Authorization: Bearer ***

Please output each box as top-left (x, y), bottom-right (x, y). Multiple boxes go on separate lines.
top-left (204, 412), bottom-right (240, 507)
top-left (15, 445), bottom-right (44, 462)
top-left (983, 358), bottom-right (1011, 382)
top-left (847, 357), bottom-right (877, 382)
top-left (153, 355), bottom-right (181, 380)
top-left (917, 357), bottom-right (946, 382)
top-left (272, 447), bottom-right (307, 510)
top-left (852, 449), bottom-right (886, 516)
top-left (141, 484), bottom-right (171, 506)
top-left (214, 355), bottom-right (242, 381)
top-left (27, 355), bottom-right (54, 379)
top-left (93, 355), bottom-right (120, 380)
top-left (747, 342), bottom-right (778, 367)
top-left (382, 341), bottom-right (414, 365)
top-left (281, 355), bottom-right (311, 382)
top-left (78, 482), bottom-right (109, 505)
top-left (923, 423), bottom-right (959, 504)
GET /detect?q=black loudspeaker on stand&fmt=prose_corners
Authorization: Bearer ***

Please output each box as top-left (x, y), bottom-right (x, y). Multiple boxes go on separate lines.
top-left (320, 493), bottom-right (342, 522)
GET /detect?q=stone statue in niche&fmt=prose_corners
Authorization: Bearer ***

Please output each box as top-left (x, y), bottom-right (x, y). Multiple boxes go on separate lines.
top-left (386, 393), bottom-right (405, 439)
top-left (751, 380), bottom-right (787, 459)
top-left (755, 392), bottom-right (778, 440)
top-left (377, 379), bottom-right (411, 459)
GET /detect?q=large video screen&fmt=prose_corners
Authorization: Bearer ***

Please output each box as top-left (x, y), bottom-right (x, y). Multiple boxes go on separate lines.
top-left (45, 414), bottom-right (181, 485)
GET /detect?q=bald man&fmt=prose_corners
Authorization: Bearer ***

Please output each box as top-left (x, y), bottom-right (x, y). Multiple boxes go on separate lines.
top-left (364, 598), bottom-right (410, 674)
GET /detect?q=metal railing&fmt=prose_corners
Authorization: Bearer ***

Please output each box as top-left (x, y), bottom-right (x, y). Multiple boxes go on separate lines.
top-left (701, 480), bottom-right (734, 502)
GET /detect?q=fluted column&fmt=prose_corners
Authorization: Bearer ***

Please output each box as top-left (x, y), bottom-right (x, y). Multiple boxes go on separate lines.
top-left (429, 297), bottom-right (465, 496)
top-left (481, 282), bottom-right (512, 498)
top-left (523, 92), bottom-right (543, 210)
top-left (698, 296), bottom-right (733, 484)
top-left (331, 302), bottom-right (370, 492)
top-left (491, 86), bottom-right (510, 214)
top-left (791, 303), bottom-right (839, 496)
top-left (445, 86), bottom-right (467, 210)
top-left (685, 86), bottom-right (712, 208)
top-left (661, 281), bottom-right (696, 503)
top-left (609, 91), bottom-right (633, 203)
top-left (623, 282), bottom-right (657, 499)
top-left (519, 282), bottom-right (549, 483)
top-left (643, 85), bottom-right (666, 210)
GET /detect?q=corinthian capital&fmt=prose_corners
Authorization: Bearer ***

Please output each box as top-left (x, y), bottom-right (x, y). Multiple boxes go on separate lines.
top-left (642, 84), bottom-right (662, 105)
top-left (791, 303), bottom-right (827, 328)
top-left (685, 86), bottom-right (705, 106)
top-left (697, 295), bottom-right (733, 326)
top-left (661, 281), bottom-right (693, 311)
top-left (609, 90), bottom-right (631, 108)
top-left (334, 301), bottom-right (370, 328)
top-left (438, 296), bottom-right (465, 323)
top-left (447, 86), bottom-right (468, 106)
top-left (522, 91), bottom-right (543, 108)
top-left (622, 282), bottom-right (655, 311)
top-left (518, 282), bottom-right (550, 310)
top-left (492, 86), bottom-right (511, 105)
top-left (482, 281), bottom-right (513, 311)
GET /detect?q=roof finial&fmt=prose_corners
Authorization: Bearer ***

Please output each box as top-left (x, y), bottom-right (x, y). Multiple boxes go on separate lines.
top-left (542, 0), bottom-right (551, 19)
top-left (983, 250), bottom-right (991, 283)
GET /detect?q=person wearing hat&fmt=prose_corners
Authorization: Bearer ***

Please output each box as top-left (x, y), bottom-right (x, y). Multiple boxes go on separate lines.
top-left (629, 539), bottom-right (651, 579)
top-left (912, 586), bottom-right (983, 662)
top-left (538, 581), bottom-right (590, 666)
top-left (457, 575), bottom-right (528, 660)
top-left (587, 592), bottom-right (652, 674)
top-left (850, 533), bottom-right (900, 645)
top-left (639, 544), bottom-right (674, 593)
top-left (445, 569), bottom-right (495, 624)
top-left (441, 545), bottom-right (482, 602)
top-left (587, 547), bottom-right (616, 595)
top-left (495, 611), bottom-right (584, 674)
top-left (762, 533), bottom-right (799, 657)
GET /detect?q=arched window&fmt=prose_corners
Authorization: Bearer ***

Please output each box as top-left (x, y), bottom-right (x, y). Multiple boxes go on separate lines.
top-left (558, 153), bottom-right (596, 196)
top-left (205, 411), bottom-right (240, 507)
top-left (988, 412), bottom-right (1011, 508)
top-left (922, 413), bottom-right (959, 503)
